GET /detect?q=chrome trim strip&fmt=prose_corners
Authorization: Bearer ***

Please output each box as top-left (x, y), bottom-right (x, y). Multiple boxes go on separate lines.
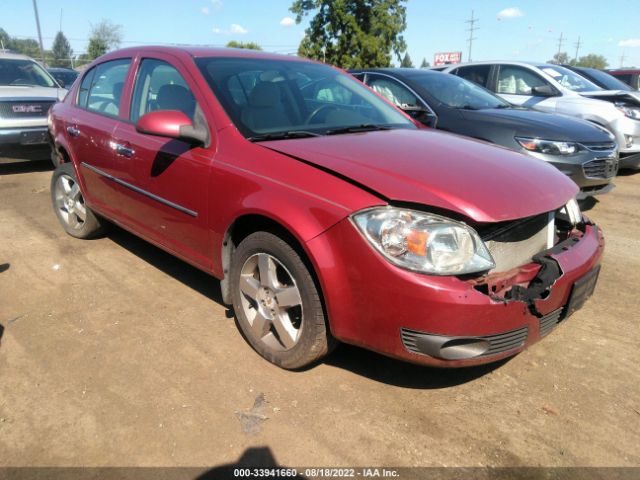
top-left (80, 162), bottom-right (198, 217)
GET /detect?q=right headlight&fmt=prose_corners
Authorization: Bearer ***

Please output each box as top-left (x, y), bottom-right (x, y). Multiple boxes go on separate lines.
top-left (515, 137), bottom-right (579, 155)
top-left (615, 103), bottom-right (640, 120)
top-left (352, 207), bottom-right (495, 275)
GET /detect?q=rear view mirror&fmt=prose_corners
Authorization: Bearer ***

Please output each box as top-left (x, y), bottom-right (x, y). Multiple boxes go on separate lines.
top-left (136, 110), bottom-right (208, 145)
top-left (531, 85), bottom-right (556, 97)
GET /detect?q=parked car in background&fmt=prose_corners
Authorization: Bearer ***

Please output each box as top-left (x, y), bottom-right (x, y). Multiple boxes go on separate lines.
top-left (562, 65), bottom-right (637, 92)
top-left (47, 67), bottom-right (79, 89)
top-left (607, 69), bottom-right (640, 90)
top-left (49, 46), bottom-right (604, 369)
top-left (0, 52), bottom-right (66, 161)
top-left (350, 68), bottom-right (618, 197)
top-left (443, 61), bottom-right (640, 169)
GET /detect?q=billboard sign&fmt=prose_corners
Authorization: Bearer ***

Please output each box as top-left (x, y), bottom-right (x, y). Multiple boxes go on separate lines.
top-left (433, 51), bottom-right (462, 66)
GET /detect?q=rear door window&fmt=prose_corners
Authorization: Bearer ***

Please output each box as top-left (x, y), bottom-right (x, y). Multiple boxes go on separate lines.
top-left (85, 59), bottom-right (131, 116)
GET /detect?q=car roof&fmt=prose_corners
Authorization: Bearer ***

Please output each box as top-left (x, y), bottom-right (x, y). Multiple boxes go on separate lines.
top-left (47, 67), bottom-right (76, 72)
top-left (0, 51), bottom-right (35, 61)
top-left (443, 60), bottom-right (553, 69)
top-left (607, 68), bottom-right (640, 74)
top-left (349, 67), bottom-right (442, 77)
top-left (98, 45), bottom-right (307, 63)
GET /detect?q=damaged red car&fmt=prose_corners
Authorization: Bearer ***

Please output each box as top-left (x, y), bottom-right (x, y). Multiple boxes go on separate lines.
top-left (48, 47), bottom-right (604, 369)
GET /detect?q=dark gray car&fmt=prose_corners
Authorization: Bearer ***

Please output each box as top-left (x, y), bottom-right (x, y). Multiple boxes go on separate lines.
top-left (350, 68), bottom-right (618, 197)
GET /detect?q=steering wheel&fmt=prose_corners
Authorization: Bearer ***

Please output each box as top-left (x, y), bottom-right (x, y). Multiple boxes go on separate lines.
top-left (305, 104), bottom-right (341, 124)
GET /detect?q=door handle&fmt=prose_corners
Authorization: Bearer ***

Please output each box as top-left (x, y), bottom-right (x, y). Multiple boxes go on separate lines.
top-left (66, 126), bottom-right (80, 137)
top-left (109, 141), bottom-right (135, 158)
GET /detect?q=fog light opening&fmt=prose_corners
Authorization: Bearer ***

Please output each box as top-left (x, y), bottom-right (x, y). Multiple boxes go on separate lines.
top-left (438, 338), bottom-right (490, 360)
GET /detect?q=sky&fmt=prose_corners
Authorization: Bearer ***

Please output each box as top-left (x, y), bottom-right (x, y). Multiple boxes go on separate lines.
top-left (1, 0), bottom-right (639, 68)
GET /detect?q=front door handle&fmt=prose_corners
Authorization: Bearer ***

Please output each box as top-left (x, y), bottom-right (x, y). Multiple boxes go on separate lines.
top-left (66, 126), bottom-right (80, 137)
top-left (109, 141), bottom-right (135, 158)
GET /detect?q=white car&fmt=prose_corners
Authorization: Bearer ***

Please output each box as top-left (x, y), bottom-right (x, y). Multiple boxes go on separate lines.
top-left (0, 52), bottom-right (66, 162)
top-left (443, 61), bottom-right (640, 169)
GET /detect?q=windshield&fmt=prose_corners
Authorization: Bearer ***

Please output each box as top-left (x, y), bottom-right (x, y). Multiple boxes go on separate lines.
top-left (196, 57), bottom-right (415, 139)
top-left (579, 68), bottom-right (633, 91)
top-left (539, 65), bottom-right (602, 92)
top-left (0, 58), bottom-right (57, 87)
top-left (408, 72), bottom-right (510, 110)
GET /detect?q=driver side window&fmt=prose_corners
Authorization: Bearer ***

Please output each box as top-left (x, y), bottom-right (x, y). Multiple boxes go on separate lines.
top-left (497, 66), bottom-right (546, 95)
top-left (366, 76), bottom-right (419, 108)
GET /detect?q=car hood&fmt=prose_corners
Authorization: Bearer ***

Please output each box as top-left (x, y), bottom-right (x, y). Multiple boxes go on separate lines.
top-left (0, 85), bottom-right (65, 100)
top-left (459, 107), bottom-right (612, 142)
top-left (580, 90), bottom-right (640, 106)
top-left (260, 129), bottom-right (577, 223)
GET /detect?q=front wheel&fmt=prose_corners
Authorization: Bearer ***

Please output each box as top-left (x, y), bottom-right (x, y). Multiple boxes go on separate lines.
top-left (51, 162), bottom-right (105, 239)
top-left (230, 231), bottom-right (334, 369)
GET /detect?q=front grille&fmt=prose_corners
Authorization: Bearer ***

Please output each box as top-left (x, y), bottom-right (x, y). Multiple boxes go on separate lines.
top-left (538, 308), bottom-right (563, 337)
top-left (400, 326), bottom-right (528, 358)
top-left (581, 141), bottom-right (616, 152)
top-left (0, 100), bottom-right (54, 119)
top-left (583, 157), bottom-right (618, 179)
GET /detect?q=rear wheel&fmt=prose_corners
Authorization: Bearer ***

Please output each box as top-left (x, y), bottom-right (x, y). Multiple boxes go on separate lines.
top-left (230, 231), bottom-right (333, 369)
top-left (51, 163), bottom-right (105, 239)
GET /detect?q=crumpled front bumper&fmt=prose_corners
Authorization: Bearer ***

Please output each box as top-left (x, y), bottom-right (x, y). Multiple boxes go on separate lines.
top-left (306, 216), bottom-right (604, 367)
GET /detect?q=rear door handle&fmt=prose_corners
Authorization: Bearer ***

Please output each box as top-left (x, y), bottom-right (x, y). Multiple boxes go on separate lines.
top-left (109, 141), bottom-right (135, 158)
top-left (66, 126), bottom-right (80, 137)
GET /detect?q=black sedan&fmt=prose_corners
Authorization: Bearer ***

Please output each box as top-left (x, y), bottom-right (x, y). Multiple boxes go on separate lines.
top-left (47, 67), bottom-right (79, 89)
top-left (562, 65), bottom-right (636, 92)
top-left (349, 68), bottom-right (618, 197)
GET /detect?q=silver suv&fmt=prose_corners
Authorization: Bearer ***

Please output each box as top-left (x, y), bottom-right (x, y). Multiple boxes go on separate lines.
top-left (443, 61), bottom-right (640, 169)
top-left (0, 52), bottom-right (66, 162)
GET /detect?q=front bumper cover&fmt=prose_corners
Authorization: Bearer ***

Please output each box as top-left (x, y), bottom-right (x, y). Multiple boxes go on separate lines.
top-left (307, 217), bottom-right (604, 367)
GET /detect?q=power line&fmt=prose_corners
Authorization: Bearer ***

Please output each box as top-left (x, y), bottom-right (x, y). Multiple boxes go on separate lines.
top-left (465, 10), bottom-right (479, 62)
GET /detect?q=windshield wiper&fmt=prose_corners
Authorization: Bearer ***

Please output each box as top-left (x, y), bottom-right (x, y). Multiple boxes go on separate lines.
top-left (495, 104), bottom-right (511, 109)
top-left (247, 130), bottom-right (322, 142)
top-left (325, 124), bottom-right (392, 135)
top-left (459, 105), bottom-right (479, 110)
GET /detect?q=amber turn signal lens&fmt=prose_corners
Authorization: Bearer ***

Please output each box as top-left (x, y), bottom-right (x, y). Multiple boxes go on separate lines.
top-left (406, 230), bottom-right (428, 256)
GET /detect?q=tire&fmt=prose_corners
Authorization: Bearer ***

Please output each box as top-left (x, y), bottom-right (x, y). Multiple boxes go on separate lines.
top-left (230, 231), bottom-right (334, 369)
top-left (51, 162), bottom-right (105, 239)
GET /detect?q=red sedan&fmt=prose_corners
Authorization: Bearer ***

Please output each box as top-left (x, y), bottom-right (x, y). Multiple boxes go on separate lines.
top-left (48, 47), bottom-right (604, 369)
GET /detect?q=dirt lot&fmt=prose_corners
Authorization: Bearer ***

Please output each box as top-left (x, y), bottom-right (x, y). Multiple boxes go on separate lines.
top-left (1, 159), bottom-right (639, 469)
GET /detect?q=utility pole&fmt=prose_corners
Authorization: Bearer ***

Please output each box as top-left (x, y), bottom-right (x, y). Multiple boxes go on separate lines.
top-left (556, 32), bottom-right (565, 56)
top-left (465, 10), bottom-right (479, 62)
top-left (32, 0), bottom-right (45, 65)
top-left (59, 8), bottom-right (63, 33)
top-left (619, 50), bottom-right (626, 68)
top-left (573, 36), bottom-right (582, 64)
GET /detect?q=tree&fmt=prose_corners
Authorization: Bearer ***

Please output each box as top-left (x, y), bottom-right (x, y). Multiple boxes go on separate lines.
top-left (0, 28), bottom-right (10, 50)
top-left (290, 0), bottom-right (408, 69)
top-left (420, 58), bottom-right (430, 68)
top-left (400, 52), bottom-right (413, 68)
top-left (85, 20), bottom-right (122, 60)
top-left (226, 40), bottom-right (262, 50)
top-left (548, 51), bottom-right (573, 65)
top-left (575, 54), bottom-right (608, 70)
top-left (51, 31), bottom-right (73, 67)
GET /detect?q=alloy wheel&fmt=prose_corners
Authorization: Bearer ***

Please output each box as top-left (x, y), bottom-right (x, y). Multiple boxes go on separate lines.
top-left (238, 253), bottom-right (303, 351)
top-left (54, 174), bottom-right (87, 230)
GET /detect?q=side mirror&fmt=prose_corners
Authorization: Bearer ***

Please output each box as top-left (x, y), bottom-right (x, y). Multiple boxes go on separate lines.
top-left (402, 105), bottom-right (438, 128)
top-left (531, 85), bottom-right (557, 97)
top-left (136, 110), bottom-right (208, 145)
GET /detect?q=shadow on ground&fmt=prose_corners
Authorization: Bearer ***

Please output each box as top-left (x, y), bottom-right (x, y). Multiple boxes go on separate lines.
top-left (0, 159), bottom-right (52, 175)
top-left (105, 224), bottom-right (503, 387)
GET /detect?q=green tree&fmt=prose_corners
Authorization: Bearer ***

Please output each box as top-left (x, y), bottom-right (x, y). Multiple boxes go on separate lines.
top-left (85, 20), bottom-right (122, 60)
top-left (51, 31), bottom-right (73, 67)
top-left (575, 53), bottom-right (608, 70)
top-left (548, 51), bottom-right (572, 65)
top-left (0, 28), bottom-right (10, 50)
top-left (226, 40), bottom-right (262, 50)
top-left (290, 0), bottom-right (408, 69)
top-left (420, 58), bottom-right (430, 68)
top-left (400, 52), bottom-right (413, 68)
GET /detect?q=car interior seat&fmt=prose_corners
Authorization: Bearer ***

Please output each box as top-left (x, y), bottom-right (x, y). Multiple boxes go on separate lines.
top-left (156, 84), bottom-right (196, 120)
top-left (241, 81), bottom-right (291, 131)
